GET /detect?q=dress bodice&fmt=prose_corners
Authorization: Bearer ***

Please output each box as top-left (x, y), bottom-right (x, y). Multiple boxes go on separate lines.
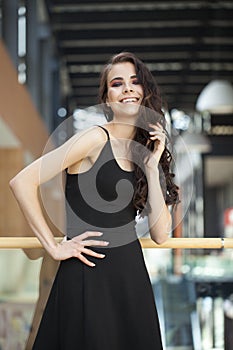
top-left (65, 127), bottom-right (137, 247)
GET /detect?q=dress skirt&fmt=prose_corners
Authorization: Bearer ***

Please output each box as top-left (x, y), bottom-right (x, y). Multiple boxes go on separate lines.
top-left (32, 239), bottom-right (163, 350)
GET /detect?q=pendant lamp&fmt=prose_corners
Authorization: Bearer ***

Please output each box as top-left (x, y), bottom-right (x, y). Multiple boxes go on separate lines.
top-left (196, 80), bottom-right (233, 114)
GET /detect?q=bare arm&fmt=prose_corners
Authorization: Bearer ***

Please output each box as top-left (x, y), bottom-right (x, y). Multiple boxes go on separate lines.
top-left (145, 167), bottom-right (171, 244)
top-left (145, 123), bottom-right (172, 244)
top-left (9, 127), bottom-right (109, 266)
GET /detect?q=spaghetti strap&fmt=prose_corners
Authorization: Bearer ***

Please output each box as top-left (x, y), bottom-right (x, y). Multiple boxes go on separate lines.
top-left (98, 125), bottom-right (110, 140)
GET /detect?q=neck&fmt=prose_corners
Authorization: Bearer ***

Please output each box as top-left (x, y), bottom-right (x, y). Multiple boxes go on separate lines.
top-left (108, 120), bottom-right (136, 140)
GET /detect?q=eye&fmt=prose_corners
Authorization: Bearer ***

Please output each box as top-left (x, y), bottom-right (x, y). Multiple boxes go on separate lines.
top-left (132, 79), bottom-right (140, 85)
top-left (110, 81), bottom-right (122, 87)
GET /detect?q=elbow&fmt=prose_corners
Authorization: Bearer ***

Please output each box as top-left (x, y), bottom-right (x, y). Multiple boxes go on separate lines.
top-left (9, 174), bottom-right (27, 196)
top-left (9, 176), bottom-right (17, 192)
top-left (9, 178), bottom-right (20, 200)
top-left (9, 173), bottom-right (38, 199)
top-left (9, 175), bottom-right (21, 192)
top-left (151, 234), bottom-right (169, 245)
top-left (150, 215), bottom-right (172, 245)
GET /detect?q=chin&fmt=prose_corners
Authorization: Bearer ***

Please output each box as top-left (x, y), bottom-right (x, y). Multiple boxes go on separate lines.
top-left (114, 103), bottom-right (141, 118)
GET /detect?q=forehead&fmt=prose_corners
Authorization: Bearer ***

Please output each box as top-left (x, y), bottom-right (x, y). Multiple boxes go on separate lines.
top-left (107, 62), bottom-right (136, 82)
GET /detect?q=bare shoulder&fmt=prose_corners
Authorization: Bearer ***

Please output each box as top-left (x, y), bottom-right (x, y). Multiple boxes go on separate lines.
top-left (82, 125), bottom-right (109, 142)
top-left (66, 125), bottom-right (109, 151)
top-left (62, 124), bottom-right (110, 163)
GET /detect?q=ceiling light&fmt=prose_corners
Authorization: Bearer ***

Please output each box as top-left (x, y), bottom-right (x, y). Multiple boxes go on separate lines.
top-left (196, 79), bottom-right (233, 114)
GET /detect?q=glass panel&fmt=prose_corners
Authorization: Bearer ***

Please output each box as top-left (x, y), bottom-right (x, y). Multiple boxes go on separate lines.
top-left (0, 250), bottom-right (42, 349)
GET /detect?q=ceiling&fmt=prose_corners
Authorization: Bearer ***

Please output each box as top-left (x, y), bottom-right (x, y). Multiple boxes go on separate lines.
top-left (44, 0), bottom-right (233, 113)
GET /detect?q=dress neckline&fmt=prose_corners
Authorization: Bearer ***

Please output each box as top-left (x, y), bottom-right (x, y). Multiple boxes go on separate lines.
top-left (98, 126), bottom-right (134, 174)
top-left (67, 125), bottom-right (135, 175)
top-left (67, 140), bottom-right (134, 176)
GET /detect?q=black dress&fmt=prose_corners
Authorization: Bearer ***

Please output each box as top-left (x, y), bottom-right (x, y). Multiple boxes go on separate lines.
top-left (32, 126), bottom-right (163, 350)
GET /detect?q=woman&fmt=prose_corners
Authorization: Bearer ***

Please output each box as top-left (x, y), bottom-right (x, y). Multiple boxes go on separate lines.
top-left (10, 52), bottom-right (179, 349)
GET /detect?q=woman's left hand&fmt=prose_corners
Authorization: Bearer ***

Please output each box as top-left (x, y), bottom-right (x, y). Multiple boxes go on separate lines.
top-left (147, 122), bottom-right (166, 167)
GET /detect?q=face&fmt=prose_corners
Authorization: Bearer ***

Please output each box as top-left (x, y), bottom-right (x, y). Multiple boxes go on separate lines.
top-left (106, 62), bottom-right (144, 120)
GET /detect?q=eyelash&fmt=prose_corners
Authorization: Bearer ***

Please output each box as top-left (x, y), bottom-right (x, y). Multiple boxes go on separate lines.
top-left (111, 82), bottom-right (122, 87)
top-left (111, 79), bottom-right (140, 87)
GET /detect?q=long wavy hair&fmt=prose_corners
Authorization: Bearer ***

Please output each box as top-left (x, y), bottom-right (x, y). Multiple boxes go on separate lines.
top-left (98, 52), bottom-right (179, 214)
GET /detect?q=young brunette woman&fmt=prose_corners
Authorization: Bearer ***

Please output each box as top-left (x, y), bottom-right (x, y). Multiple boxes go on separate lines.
top-left (10, 52), bottom-right (178, 350)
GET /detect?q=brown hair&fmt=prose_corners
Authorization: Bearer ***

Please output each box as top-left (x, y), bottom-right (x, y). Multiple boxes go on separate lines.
top-left (99, 52), bottom-right (179, 214)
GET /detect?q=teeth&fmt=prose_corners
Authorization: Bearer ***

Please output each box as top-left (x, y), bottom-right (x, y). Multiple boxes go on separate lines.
top-left (122, 98), bottom-right (137, 103)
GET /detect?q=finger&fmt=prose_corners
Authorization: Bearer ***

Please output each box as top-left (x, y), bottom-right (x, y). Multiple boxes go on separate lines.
top-left (80, 239), bottom-right (109, 247)
top-left (149, 130), bottom-right (165, 138)
top-left (149, 130), bottom-right (165, 137)
top-left (150, 132), bottom-right (165, 138)
top-left (149, 134), bottom-right (165, 142)
top-left (82, 247), bottom-right (106, 259)
top-left (149, 124), bottom-right (165, 132)
top-left (76, 231), bottom-right (103, 240)
top-left (149, 122), bottom-right (163, 129)
top-left (77, 253), bottom-right (96, 267)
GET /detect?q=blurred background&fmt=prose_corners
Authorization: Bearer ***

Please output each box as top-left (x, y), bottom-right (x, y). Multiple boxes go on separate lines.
top-left (0, 0), bottom-right (233, 349)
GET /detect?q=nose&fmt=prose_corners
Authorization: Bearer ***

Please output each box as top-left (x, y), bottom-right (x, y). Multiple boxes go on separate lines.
top-left (123, 83), bottom-right (134, 93)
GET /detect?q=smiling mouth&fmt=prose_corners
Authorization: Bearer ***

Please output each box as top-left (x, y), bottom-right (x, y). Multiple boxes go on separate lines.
top-left (120, 97), bottom-right (139, 104)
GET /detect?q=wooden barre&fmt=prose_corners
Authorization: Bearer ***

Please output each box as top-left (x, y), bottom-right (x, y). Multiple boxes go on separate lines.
top-left (0, 237), bottom-right (232, 249)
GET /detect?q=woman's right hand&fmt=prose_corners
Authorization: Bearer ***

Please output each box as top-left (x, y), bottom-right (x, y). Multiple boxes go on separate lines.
top-left (52, 231), bottom-right (109, 267)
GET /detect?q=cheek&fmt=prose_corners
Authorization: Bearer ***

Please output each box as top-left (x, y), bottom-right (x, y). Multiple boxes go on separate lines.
top-left (107, 88), bottom-right (117, 102)
top-left (138, 86), bottom-right (144, 97)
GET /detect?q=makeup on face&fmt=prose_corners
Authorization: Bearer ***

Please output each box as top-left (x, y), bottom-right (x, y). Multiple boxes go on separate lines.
top-left (107, 62), bottom-right (143, 105)
top-left (109, 74), bottom-right (140, 88)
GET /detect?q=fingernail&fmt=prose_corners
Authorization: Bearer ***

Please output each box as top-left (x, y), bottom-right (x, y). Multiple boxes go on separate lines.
top-left (104, 241), bottom-right (110, 245)
top-left (100, 254), bottom-right (105, 258)
top-left (91, 263), bottom-right (96, 267)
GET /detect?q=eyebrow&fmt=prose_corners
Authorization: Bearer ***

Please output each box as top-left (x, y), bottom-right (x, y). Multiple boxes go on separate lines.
top-left (109, 74), bottom-right (137, 83)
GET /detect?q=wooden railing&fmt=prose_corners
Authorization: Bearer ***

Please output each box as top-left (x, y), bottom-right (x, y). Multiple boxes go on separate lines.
top-left (0, 237), bottom-right (232, 249)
